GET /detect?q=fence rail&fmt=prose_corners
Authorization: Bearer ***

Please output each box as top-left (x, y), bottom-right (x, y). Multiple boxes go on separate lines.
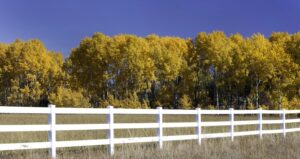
top-left (0, 105), bottom-right (300, 158)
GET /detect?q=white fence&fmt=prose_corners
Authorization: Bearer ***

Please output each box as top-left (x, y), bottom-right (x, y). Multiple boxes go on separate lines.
top-left (0, 105), bottom-right (300, 159)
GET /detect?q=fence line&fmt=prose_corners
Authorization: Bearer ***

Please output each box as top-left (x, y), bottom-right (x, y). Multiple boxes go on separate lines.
top-left (0, 105), bottom-right (300, 158)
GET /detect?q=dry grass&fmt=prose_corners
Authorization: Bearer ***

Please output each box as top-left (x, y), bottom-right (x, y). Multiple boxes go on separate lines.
top-left (0, 113), bottom-right (299, 159)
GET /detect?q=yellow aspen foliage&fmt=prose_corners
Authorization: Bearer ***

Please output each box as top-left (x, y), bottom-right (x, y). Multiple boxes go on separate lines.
top-left (0, 39), bottom-right (64, 106)
top-left (49, 87), bottom-right (90, 107)
top-left (1, 31), bottom-right (300, 109)
top-left (288, 98), bottom-right (300, 110)
top-left (178, 94), bottom-right (193, 109)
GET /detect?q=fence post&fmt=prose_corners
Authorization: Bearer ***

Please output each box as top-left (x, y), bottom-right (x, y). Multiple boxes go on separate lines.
top-left (157, 107), bottom-right (163, 149)
top-left (229, 108), bottom-right (234, 141)
top-left (48, 104), bottom-right (56, 159)
top-left (107, 106), bottom-right (114, 155)
top-left (281, 109), bottom-right (286, 137)
top-left (258, 108), bottom-right (263, 139)
top-left (196, 108), bottom-right (202, 145)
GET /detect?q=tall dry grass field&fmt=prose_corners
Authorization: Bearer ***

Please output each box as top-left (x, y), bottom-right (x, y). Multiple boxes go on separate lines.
top-left (0, 113), bottom-right (299, 159)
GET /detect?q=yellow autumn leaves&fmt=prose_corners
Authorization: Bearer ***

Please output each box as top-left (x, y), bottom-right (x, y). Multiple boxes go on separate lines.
top-left (0, 31), bottom-right (299, 109)
top-left (0, 39), bottom-right (89, 107)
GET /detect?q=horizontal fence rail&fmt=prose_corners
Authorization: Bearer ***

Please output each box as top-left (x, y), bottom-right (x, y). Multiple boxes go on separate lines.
top-left (0, 105), bottom-right (300, 158)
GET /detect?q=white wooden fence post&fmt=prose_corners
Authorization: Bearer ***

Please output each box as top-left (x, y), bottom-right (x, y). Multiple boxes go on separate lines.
top-left (196, 108), bottom-right (202, 145)
top-left (281, 109), bottom-right (286, 137)
top-left (107, 106), bottom-right (114, 155)
top-left (157, 107), bottom-right (163, 149)
top-left (229, 108), bottom-right (234, 141)
top-left (48, 104), bottom-right (56, 159)
top-left (258, 108), bottom-right (263, 139)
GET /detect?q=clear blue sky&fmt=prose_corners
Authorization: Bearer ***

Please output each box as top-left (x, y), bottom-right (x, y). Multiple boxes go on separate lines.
top-left (1, 0), bottom-right (300, 57)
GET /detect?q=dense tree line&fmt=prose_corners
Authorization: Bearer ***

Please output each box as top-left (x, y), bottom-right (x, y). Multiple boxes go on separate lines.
top-left (0, 32), bottom-right (300, 109)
